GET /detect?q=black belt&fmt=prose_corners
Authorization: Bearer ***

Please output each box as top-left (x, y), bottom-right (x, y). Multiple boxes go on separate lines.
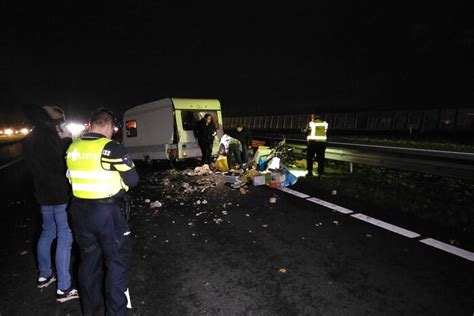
top-left (73, 197), bottom-right (121, 205)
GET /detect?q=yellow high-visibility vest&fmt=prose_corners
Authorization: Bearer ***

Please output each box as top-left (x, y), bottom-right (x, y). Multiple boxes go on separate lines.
top-left (66, 137), bottom-right (129, 199)
top-left (307, 119), bottom-right (328, 142)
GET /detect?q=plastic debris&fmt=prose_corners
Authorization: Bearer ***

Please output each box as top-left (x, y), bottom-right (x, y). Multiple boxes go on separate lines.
top-left (19, 250), bottom-right (28, 256)
top-left (145, 199), bottom-right (151, 203)
top-left (262, 224), bottom-right (268, 228)
top-left (333, 220), bottom-right (339, 225)
top-left (202, 200), bottom-right (208, 205)
top-left (213, 218), bottom-right (223, 224)
top-left (150, 201), bottom-right (162, 208)
top-left (331, 190), bottom-right (337, 195)
top-left (222, 210), bottom-right (228, 215)
top-left (269, 197), bottom-right (277, 204)
top-left (278, 268), bottom-right (288, 273)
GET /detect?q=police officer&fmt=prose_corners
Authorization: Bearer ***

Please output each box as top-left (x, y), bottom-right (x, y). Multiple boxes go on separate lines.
top-left (304, 113), bottom-right (328, 178)
top-left (66, 108), bottom-right (139, 315)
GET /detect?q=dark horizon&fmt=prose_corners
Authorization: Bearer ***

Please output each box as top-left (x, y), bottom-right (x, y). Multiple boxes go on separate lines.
top-left (1, 2), bottom-right (473, 121)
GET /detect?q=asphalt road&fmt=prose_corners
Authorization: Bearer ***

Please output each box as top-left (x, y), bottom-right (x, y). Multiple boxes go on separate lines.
top-left (0, 166), bottom-right (473, 315)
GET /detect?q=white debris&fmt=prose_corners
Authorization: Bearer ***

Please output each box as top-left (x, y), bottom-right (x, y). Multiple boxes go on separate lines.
top-left (150, 201), bottom-right (162, 208)
top-left (333, 220), bottom-right (339, 225)
top-left (145, 199), bottom-right (151, 203)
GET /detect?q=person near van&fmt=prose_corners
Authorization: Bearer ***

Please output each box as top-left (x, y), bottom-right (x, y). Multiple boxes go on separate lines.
top-left (303, 113), bottom-right (328, 178)
top-left (66, 108), bottom-right (139, 315)
top-left (22, 104), bottom-right (79, 303)
top-left (231, 124), bottom-right (252, 163)
top-left (219, 134), bottom-right (242, 170)
top-left (194, 114), bottom-right (217, 165)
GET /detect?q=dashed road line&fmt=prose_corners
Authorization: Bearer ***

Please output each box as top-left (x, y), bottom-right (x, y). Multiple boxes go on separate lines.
top-left (278, 188), bottom-right (473, 262)
top-left (419, 238), bottom-right (474, 262)
top-left (306, 197), bottom-right (354, 214)
top-left (277, 187), bottom-right (310, 199)
top-left (351, 213), bottom-right (420, 238)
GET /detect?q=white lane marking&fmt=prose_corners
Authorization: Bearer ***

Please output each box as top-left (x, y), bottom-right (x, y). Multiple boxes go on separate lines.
top-left (351, 213), bottom-right (420, 238)
top-left (278, 187), bottom-right (310, 199)
top-left (306, 197), bottom-right (354, 214)
top-left (279, 188), bottom-right (473, 261)
top-left (419, 238), bottom-right (474, 262)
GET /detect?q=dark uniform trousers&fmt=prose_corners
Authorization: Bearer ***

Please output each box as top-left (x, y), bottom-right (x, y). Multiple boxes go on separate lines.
top-left (70, 200), bottom-right (131, 316)
top-left (307, 141), bottom-right (327, 175)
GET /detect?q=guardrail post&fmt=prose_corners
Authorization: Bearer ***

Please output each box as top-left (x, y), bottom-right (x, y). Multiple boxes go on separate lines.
top-left (349, 162), bottom-right (353, 173)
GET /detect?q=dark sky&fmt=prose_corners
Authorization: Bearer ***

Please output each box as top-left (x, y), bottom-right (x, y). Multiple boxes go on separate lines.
top-left (1, 2), bottom-right (473, 122)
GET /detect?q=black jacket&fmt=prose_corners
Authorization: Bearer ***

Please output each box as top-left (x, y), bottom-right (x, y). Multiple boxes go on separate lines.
top-left (231, 128), bottom-right (252, 147)
top-left (23, 126), bottom-right (72, 205)
top-left (194, 120), bottom-right (216, 144)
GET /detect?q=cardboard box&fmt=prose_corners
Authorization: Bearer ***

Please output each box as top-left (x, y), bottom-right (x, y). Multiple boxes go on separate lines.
top-left (252, 172), bottom-right (271, 186)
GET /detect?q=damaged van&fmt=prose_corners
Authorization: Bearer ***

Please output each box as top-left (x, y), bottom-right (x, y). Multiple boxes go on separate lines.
top-left (123, 98), bottom-right (223, 163)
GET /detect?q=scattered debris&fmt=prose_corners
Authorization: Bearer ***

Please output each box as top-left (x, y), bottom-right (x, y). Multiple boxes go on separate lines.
top-left (278, 268), bottom-right (288, 273)
top-left (19, 250), bottom-right (28, 256)
top-left (202, 200), bottom-right (208, 205)
top-left (222, 211), bottom-right (228, 215)
top-left (331, 190), bottom-right (337, 195)
top-left (213, 218), bottom-right (223, 224)
top-left (145, 199), bottom-right (151, 203)
top-left (333, 220), bottom-right (339, 225)
top-left (449, 239), bottom-right (460, 246)
top-left (240, 188), bottom-right (247, 195)
top-left (366, 234), bottom-right (372, 238)
top-left (269, 197), bottom-right (277, 204)
top-left (150, 201), bottom-right (162, 208)
top-left (262, 224), bottom-right (268, 228)
top-left (194, 164), bottom-right (212, 176)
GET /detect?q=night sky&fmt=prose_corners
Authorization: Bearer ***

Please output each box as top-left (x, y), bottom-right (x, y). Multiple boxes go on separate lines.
top-left (1, 2), bottom-right (473, 123)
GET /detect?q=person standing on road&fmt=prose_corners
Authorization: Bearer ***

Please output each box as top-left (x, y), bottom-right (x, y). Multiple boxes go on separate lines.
top-left (22, 104), bottom-right (79, 303)
top-left (194, 113), bottom-right (217, 165)
top-left (66, 108), bottom-right (139, 315)
top-left (231, 124), bottom-right (252, 163)
top-left (304, 113), bottom-right (328, 178)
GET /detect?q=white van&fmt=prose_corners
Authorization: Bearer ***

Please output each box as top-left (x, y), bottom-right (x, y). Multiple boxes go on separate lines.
top-left (122, 98), bottom-right (223, 162)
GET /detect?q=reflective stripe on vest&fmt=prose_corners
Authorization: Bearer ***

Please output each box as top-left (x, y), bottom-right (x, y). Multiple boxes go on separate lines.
top-left (66, 137), bottom-right (128, 199)
top-left (307, 120), bottom-right (328, 141)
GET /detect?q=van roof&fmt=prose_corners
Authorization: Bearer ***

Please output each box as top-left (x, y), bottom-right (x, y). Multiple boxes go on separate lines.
top-left (124, 98), bottom-right (221, 115)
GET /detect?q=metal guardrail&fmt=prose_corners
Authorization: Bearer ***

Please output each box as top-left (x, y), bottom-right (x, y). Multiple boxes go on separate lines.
top-left (0, 157), bottom-right (23, 171)
top-left (254, 136), bottom-right (474, 181)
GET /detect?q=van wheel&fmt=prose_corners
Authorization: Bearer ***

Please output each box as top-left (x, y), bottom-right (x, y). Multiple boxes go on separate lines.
top-left (144, 155), bottom-right (153, 166)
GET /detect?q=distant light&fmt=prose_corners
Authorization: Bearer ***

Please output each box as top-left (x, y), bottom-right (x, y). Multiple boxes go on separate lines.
top-left (67, 123), bottom-right (86, 135)
top-left (20, 128), bottom-right (29, 135)
top-left (113, 127), bottom-right (119, 132)
top-left (0, 130), bottom-right (3, 135)
top-left (14, 130), bottom-right (19, 134)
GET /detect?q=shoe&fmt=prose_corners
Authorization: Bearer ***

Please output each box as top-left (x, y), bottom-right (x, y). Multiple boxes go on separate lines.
top-left (37, 275), bottom-right (56, 288)
top-left (56, 288), bottom-right (79, 303)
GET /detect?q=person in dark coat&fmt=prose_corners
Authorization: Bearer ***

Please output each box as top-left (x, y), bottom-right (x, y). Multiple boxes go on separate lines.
top-left (193, 114), bottom-right (217, 165)
top-left (231, 124), bottom-right (252, 163)
top-left (22, 104), bottom-right (79, 302)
